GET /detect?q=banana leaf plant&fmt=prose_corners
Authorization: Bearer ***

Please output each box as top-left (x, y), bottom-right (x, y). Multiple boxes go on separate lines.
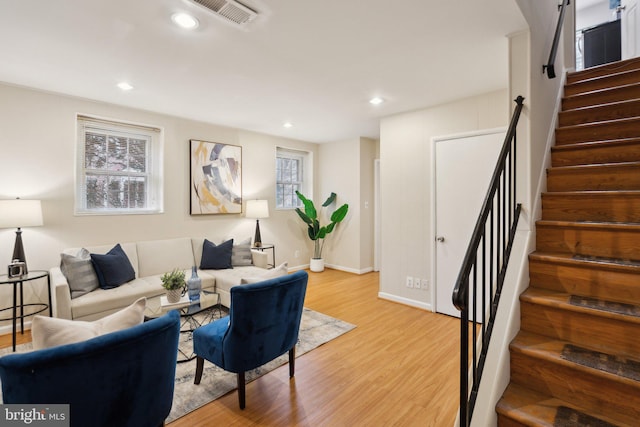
top-left (295, 191), bottom-right (349, 259)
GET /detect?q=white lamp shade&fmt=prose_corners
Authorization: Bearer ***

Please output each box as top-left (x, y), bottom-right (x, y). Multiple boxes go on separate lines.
top-left (0, 199), bottom-right (43, 228)
top-left (245, 200), bottom-right (269, 219)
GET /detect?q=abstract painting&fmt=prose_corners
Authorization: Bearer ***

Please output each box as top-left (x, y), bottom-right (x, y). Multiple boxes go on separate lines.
top-left (190, 139), bottom-right (242, 215)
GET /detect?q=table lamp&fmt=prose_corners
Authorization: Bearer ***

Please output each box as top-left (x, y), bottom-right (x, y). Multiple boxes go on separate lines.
top-left (245, 200), bottom-right (269, 247)
top-left (0, 198), bottom-right (43, 274)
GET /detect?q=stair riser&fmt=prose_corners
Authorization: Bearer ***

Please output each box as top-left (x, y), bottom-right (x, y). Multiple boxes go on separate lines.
top-left (563, 84), bottom-right (640, 110)
top-left (559, 101), bottom-right (640, 126)
top-left (567, 57), bottom-right (640, 84)
top-left (529, 258), bottom-right (640, 305)
top-left (510, 351), bottom-right (640, 426)
top-left (541, 193), bottom-right (640, 222)
top-left (564, 69), bottom-right (640, 96)
top-left (551, 141), bottom-right (640, 167)
top-left (547, 165), bottom-right (640, 191)
top-left (521, 301), bottom-right (640, 357)
top-left (556, 120), bottom-right (640, 145)
top-left (536, 225), bottom-right (640, 260)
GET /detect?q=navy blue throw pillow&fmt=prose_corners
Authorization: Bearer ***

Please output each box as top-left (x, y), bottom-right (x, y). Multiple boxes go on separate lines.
top-left (200, 238), bottom-right (234, 270)
top-left (90, 244), bottom-right (136, 289)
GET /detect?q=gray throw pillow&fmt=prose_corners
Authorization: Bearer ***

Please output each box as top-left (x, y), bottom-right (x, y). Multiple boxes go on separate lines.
top-left (232, 237), bottom-right (253, 266)
top-left (60, 248), bottom-right (100, 299)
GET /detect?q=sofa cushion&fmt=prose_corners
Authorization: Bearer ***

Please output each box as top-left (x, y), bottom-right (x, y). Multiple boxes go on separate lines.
top-left (71, 278), bottom-right (164, 320)
top-left (91, 244), bottom-right (136, 289)
top-left (231, 237), bottom-right (253, 266)
top-left (60, 248), bottom-right (100, 299)
top-left (200, 239), bottom-right (233, 270)
top-left (83, 242), bottom-right (139, 278)
top-left (136, 237), bottom-right (196, 278)
top-left (32, 297), bottom-right (146, 350)
top-left (240, 262), bottom-right (289, 284)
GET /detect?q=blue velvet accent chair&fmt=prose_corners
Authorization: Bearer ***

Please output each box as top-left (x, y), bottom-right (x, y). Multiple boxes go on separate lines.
top-left (0, 310), bottom-right (180, 427)
top-left (193, 270), bottom-right (308, 409)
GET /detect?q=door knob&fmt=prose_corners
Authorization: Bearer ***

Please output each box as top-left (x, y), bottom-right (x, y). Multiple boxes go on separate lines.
top-left (436, 236), bottom-right (445, 242)
top-left (617, 5), bottom-right (626, 12)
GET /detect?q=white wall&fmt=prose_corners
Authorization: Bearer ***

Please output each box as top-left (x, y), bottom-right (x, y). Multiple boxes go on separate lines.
top-left (0, 82), bottom-right (325, 321)
top-left (378, 90), bottom-right (509, 310)
top-left (577, 0), bottom-right (615, 30)
top-left (317, 137), bottom-right (377, 274)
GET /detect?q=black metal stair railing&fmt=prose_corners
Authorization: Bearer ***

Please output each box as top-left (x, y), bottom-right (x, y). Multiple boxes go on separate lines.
top-left (452, 95), bottom-right (524, 427)
top-left (543, 0), bottom-right (571, 79)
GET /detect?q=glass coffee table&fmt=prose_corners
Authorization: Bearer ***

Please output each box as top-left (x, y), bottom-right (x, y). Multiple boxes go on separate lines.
top-left (145, 290), bottom-right (225, 363)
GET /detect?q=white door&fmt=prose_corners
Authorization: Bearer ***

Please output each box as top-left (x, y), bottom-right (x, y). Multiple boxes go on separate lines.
top-left (434, 129), bottom-right (505, 318)
top-left (621, 0), bottom-right (640, 60)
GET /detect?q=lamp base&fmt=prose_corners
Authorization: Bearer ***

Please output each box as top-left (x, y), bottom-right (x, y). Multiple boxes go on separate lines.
top-left (254, 219), bottom-right (262, 247)
top-left (11, 228), bottom-right (28, 274)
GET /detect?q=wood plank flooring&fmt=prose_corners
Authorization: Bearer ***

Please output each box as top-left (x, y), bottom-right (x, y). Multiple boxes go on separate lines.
top-left (0, 270), bottom-right (462, 426)
top-left (169, 270), bottom-right (461, 426)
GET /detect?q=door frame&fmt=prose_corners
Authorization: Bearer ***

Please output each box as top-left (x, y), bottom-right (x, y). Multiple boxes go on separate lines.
top-left (430, 127), bottom-right (507, 315)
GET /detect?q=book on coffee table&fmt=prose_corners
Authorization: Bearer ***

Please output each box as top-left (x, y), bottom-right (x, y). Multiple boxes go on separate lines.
top-left (160, 294), bottom-right (190, 309)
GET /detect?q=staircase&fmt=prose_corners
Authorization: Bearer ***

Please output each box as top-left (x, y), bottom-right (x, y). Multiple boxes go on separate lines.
top-left (496, 57), bottom-right (640, 426)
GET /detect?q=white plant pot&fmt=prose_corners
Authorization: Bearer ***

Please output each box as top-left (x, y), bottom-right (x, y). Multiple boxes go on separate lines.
top-left (310, 258), bottom-right (325, 272)
top-left (166, 288), bottom-right (183, 303)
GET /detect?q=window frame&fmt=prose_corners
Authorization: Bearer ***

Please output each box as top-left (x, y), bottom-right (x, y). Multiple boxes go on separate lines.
top-left (275, 147), bottom-right (312, 210)
top-left (75, 115), bottom-right (164, 216)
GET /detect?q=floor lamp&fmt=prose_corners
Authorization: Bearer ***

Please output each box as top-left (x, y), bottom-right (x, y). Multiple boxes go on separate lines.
top-left (0, 199), bottom-right (43, 275)
top-left (245, 200), bottom-right (269, 247)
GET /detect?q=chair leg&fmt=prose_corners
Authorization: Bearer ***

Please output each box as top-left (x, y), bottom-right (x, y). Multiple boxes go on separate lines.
top-left (237, 372), bottom-right (246, 409)
top-left (194, 356), bottom-right (204, 385)
top-left (289, 347), bottom-right (295, 378)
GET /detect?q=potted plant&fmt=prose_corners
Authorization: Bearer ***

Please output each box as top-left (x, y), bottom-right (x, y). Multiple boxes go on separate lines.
top-left (295, 191), bottom-right (349, 272)
top-left (161, 268), bottom-right (186, 303)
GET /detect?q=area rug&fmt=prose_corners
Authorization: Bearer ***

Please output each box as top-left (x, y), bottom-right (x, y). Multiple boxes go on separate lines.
top-left (0, 308), bottom-right (355, 423)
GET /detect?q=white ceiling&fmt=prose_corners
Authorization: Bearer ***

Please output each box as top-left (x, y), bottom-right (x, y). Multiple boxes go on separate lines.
top-left (0, 0), bottom-right (527, 143)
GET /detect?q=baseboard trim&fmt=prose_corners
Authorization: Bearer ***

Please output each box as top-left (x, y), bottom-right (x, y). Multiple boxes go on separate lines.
top-left (378, 292), bottom-right (431, 311)
top-left (288, 264), bottom-right (373, 275)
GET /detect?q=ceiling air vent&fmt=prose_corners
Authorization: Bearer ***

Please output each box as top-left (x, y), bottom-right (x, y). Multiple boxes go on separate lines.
top-left (189, 0), bottom-right (258, 26)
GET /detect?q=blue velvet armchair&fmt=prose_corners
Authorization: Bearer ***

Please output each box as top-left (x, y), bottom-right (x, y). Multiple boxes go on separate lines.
top-left (193, 270), bottom-right (308, 409)
top-left (0, 310), bottom-right (180, 427)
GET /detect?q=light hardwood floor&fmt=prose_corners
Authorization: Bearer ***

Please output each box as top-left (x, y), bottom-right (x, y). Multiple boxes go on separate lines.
top-left (0, 269), bottom-right (462, 426)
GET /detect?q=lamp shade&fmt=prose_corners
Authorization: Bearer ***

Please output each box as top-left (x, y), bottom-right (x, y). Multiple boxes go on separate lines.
top-left (245, 200), bottom-right (269, 219)
top-left (0, 199), bottom-right (43, 228)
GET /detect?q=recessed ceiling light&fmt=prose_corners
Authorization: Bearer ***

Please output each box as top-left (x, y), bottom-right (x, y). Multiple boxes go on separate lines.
top-left (369, 97), bottom-right (384, 105)
top-left (283, 122), bottom-right (293, 128)
top-left (172, 13), bottom-right (199, 29)
top-left (117, 82), bottom-right (134, 91)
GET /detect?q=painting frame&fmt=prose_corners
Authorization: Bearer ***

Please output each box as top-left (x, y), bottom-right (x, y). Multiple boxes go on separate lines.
top-left (190, 139), bottom-right (242, 215)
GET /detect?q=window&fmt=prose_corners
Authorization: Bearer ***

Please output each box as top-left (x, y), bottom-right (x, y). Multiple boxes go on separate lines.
top-left (276, 147), bottom-right (311, 209)
top-left (76, 116), bottom-right (163, 215)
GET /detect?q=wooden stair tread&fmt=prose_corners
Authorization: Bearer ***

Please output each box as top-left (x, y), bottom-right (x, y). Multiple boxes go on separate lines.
top-left (498, 383), bottom-right (628, 427)
top-left (557, 115), bottom-right (640, 132)
top-left (567, 56), bottom-right (640, 84)
top-left (548, 160), bottom-right (640, 172)
top-left (551, 137), bottom-right (640, 152)
top-left (562, 82), bottom-right (640, 110)
top-left (529, 251), bottom-right (640, 272)
top-left (535, 219), bottom-right (640, 232)
top-left (511, 331), bottom-right (640, 385)
top-left (564, 68), bottom-right (640, 96)
top-left (559, 98), bottom-right (640, 126)
top-left (521, 288), bottom-right (640, 324)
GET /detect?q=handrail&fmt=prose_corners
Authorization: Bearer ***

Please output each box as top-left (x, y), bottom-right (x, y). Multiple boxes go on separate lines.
top-left (543, 0), bottom-right (571, 79)
top-left (453, 95), bottom-right (524, 427)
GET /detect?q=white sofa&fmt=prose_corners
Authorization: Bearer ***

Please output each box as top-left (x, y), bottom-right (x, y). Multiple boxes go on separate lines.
top-left (50, 237), bottom-right (271, 321)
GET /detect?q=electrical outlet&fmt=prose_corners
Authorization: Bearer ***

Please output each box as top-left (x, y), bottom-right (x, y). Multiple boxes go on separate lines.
top-left (421, 279), bottom-right (429, 291)
top-left (406, 277), bottom-right (413, 288)
top-left (294, 250), bottom-right (300, 258)
top-left (415, 277), bottom-right (421, 290)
